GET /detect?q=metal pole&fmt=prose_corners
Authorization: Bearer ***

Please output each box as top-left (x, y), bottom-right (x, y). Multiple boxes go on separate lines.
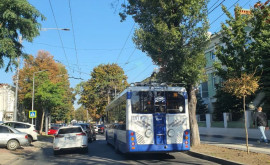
top-left (31, 73), bottom-right (35, 125)
top-left (14, 36), bottom-right (22, 121)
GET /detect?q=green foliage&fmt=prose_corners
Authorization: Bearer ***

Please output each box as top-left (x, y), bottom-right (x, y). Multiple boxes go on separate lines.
top-left (75, 106), bottom-right (88, 122)
top-left (0, 0), bottom-right (45, 71)
top-left (35, 73), bottom-right (64, 109)
top-left (196, 93), bottom-right (208, 115)
top-left (250, 3), bottom-right (270, 103)
top-left (213, 85), bottom-right (243, 121)
top-left (79, 64), bottom-right (128, 121)
top-left (120, 0), bottom-right (210, 86)
top-left (214, 5), bottom-right (260, 80)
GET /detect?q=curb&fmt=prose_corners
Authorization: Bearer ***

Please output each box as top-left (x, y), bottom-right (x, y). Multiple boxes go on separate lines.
top-left (186, 151), bottom-right (243, 165)
top-left (200, 134), bottom-right (258, 142)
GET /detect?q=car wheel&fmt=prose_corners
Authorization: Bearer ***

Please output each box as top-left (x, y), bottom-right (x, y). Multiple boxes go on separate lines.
top-left (114, 140), bottom-right (120, 154)
top-left (82, 147), bottom-right (88, 154)
top-left (27, 135), bottom-right (33, 144)
top-left (54, 150), bottom-right (60, 155)
top-left (7, 140), bottom-right (19, 151)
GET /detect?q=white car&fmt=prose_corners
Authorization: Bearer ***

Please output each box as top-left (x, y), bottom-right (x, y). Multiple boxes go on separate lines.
top-left (2, 121), bottom-right (38, 143)
top-left (53, 126), bottom-right (88, 155)
top-left (93, 125), bottom-right (98, 133)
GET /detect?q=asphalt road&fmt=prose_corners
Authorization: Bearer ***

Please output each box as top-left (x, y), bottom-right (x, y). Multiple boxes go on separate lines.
top-left (12, 135), bottom-right (219, 165)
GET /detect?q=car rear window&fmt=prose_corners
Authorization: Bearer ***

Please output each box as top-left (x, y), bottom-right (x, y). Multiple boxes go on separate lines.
top-left (58, 127), bottom-right (82, 134)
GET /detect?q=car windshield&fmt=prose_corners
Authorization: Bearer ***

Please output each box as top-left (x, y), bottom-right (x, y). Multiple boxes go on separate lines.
top-left (58, 127), bottom-right (82, 134)
top-left (51, 127), bottom-right (59, 130)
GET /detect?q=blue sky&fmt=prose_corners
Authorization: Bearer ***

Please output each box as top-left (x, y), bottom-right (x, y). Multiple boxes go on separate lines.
top-left (0, 0), bottom-right (259, 107)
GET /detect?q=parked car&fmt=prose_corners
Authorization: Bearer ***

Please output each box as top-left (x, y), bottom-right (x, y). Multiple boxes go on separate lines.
top-left (98, 124), bottom-right (104, 134)
top-left (0, 125), bottom-right (29, 150)
top-left (74, 123), bottom-right (96, 142)
top-left (48, 126), bottom-right (59, 135)
top-left (53, 126), bottom-right (88, 155)
top-left (2, 121), bottom-right (38, 143)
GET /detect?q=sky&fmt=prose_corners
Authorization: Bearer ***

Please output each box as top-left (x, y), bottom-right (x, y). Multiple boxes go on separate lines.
top-left (0, 0), bottom-right (259, 108)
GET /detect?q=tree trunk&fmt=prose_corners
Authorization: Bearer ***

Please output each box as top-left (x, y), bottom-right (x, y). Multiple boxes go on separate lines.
top-left (187, 85), bottom-right (200, 146)
top-left (39, 108), bottom-right (45, 134)
top-left (243, 96), bottom-right (250, 154)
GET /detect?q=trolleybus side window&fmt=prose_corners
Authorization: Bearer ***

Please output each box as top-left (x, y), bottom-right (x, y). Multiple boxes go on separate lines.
top-left (107, 96), bottom-right (126, 130)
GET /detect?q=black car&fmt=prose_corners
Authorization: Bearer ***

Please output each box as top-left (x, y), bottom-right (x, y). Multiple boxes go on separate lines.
top-left (74, 123), bottom-right (96, 142)
top-left (98, 124), bottom-right (105, 134)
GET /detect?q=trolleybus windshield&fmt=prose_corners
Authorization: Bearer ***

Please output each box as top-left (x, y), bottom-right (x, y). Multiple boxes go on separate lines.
top-left (131, 91), bottom-right (185, 114)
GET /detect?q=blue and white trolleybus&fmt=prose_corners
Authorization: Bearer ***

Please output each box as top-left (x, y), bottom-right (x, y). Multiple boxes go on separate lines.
top-left (105, 84), bottom-right (190, 153)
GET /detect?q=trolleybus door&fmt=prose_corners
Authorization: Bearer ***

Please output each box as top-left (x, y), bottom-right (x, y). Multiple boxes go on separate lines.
top-left (153, 92), bottom-right (167, 145)
top-left (153, 113), bottom-right (166, 145)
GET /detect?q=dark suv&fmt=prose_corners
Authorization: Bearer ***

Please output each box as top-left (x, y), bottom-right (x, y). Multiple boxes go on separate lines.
top-left (74, 123), bottom-right (96, 142)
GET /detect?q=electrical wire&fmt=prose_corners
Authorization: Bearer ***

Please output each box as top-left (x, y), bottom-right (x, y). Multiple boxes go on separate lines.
top-left (68, 0), bottom-right (81, 77)
top-left (210, 0), bottom-right (241, 26)
top-left (208, 0), bottom-right (221, 11)
top-left (212, 0), bottom-right (252, 32)
top-left (208, 0), bottom-right (226, 15)
top-left (48, 0), bottom-right (70, 68)
top-left (31, 42), bottom-right (135, 51)
top-left (116, 22), bottom-right (135, 63)
top-left (131, 64), bottom-right (152, 82)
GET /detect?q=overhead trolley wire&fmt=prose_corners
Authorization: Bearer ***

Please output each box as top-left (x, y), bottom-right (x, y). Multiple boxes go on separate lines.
top-left (48, 0), bottom-right (70, 68)
top-left (68, 0), bottom-right (81, 77)
top-left (208, 0), bottom-right (226, 15)
top-left (116, 22), bottom-right (136, 63)
top-left (210, 0), bottom-right (241, 26)
top-left (208, 0), bottom-right (221, 11)
top-left (131, 64), bottom-right (152, 82)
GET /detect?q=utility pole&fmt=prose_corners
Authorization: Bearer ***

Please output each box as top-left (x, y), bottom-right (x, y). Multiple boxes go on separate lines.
top-left (14, 36), bottom-right (22, 121)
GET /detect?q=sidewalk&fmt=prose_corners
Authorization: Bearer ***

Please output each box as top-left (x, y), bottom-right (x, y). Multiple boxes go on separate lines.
top-left (199, 127), bottom-right (270, 155)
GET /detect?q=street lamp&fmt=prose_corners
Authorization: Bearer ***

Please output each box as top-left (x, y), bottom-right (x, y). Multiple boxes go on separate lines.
top-left (31, 70), bottom-right (48, 125)
top-left (41, 28), bottom-right (70, 31)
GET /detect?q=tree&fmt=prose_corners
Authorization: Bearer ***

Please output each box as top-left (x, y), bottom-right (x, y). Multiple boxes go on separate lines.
top-left (35, 74), bottom-right (65, 134)
top-left (18, 50), bottom-right (74, 131)
top-left (213, 85), bottom-right (243, 121)
top-left (223, 73), bottom-right (259, 153)
top-left (0, 0), bottom-right (45, 71)
top-left (250, 2), bottom-right (270, 118)
top-left (213, 5), bottom-right (261, 122)
top-left (119, 0), bottom-right (209, 146)
top-left (75, 106), bottom-right (88, 122)
top-left (214, 5), bottom-right (260, 80)
top-left (79, 64), bottom-right (128, 121)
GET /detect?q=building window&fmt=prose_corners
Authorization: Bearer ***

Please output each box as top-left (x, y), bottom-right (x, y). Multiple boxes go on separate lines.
top-left (201, 82), bottom-right (209, 98)
top-left (212, 75), bottom-right (217, 89)
top-left (210, 51), bottom-right (216, 60)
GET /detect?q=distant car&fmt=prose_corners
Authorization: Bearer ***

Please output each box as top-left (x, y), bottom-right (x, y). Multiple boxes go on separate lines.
top-left (0, 125), bottom-right (29, 150)
top-left (74, 123), bottom-right (96, 142)
top-left (98, 124), bottom-right (104, 134)
top-left (2, 121), bottom-right (38, 143)
top-left (48, 126), bottom-right (59, 135)
top-left (93, 125), bottom-right (98, 133)
top-left (53, 126), bottom-right (88, 155)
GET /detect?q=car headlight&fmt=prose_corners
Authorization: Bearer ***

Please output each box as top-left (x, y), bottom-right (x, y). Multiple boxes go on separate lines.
top-left (145, 129), bottom-right (152, 138)
top-left (168, 129), bottom-right (175, 137)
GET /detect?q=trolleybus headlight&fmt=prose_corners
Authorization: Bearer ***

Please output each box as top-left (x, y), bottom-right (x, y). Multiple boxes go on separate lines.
top-left (145, 129), bottom-right (152, 138)
top-left (168, 129), bottom-right (175, 137)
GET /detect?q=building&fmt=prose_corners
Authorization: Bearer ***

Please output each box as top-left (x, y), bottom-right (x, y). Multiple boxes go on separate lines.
top-left (0, 84), bottom-right (15, 121)
top-left (199, 32), bottom-right (223, 113)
